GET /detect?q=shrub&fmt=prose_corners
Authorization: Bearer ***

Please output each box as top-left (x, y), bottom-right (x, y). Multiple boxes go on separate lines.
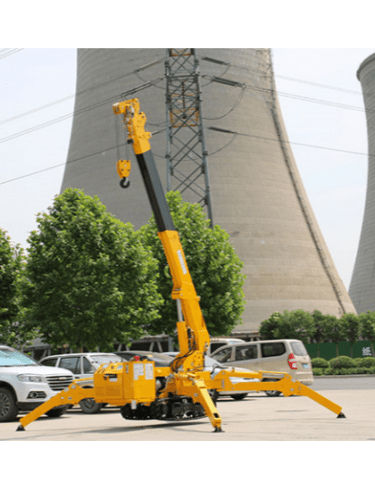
top-left (311, 357), bottom-right (329, 369)
top-left (323, 367), bottom-right (334, 375)
top-left (342, 368), bottom-right (355, 375)
top-left (329, 356), bottom-right (356, 370)
top-left (312, 368), bottom-right (324, 376)
top-left (355, 357), bottom-right (375, 368)
top-left (353, 366), bottom-right (367, 374)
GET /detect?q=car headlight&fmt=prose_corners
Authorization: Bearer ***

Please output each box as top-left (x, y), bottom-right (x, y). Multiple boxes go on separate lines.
top-left (17, 374), bottom-right (45, 383)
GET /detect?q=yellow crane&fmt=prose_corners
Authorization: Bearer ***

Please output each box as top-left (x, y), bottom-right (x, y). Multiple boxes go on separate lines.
top-left (17, 98), bottom-right (345, 433)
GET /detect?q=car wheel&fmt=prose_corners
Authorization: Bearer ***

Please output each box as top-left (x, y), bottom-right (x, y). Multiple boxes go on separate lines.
top-left (263, 378), bottom-right (282, 397)
top-left (265, 390), bottom-right (282, 397)
top-left (46, 406), bottom-right (68, 418)
top-left (230, 393), bottom-right (248, 401)
top-left (79, 398), bottom-right (104, 414)
top-left (0, 387), bottom-right (19, 422)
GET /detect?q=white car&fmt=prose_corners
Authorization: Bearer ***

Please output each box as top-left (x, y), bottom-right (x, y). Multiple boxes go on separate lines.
top-left (0, 345), bottom-right (74, 422)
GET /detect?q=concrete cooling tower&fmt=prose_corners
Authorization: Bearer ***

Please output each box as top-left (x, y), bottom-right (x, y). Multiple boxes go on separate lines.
top-left (61, 48), bottom-right (356, 333)
top-left (349, 52), bottom-right (375, 313)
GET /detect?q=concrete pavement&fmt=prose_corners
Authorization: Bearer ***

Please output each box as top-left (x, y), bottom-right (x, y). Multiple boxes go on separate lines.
top-left (1, 388), bottom-right (374, 441)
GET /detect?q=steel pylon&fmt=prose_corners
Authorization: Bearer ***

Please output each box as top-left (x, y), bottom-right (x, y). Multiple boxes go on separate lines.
top-left (165, 49), bottom-right (213, 226)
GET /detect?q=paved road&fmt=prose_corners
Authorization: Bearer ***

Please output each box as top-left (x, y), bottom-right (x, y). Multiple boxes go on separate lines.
top-left (312, 375), bottom-right (375, 390)
top-left (1, 380), bottom-right (374, 441)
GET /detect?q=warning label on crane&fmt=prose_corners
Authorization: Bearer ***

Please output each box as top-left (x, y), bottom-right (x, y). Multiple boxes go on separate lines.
top-left (133, 364), bottom-right (144, 380)
top-left (145, 363), bottom-right (154, 380)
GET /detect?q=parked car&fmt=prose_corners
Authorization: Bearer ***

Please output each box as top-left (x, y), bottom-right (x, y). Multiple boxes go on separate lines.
top-left (40, 352), bottom-right (122, 413)
top-left (211, 339), bottom-right (314, 396)
top-left (208, 337), bottom-right (245, 355)
top-left (164, 352), bottom-right (259, 400)
top-left (0, 344), bottom-right (73, 422)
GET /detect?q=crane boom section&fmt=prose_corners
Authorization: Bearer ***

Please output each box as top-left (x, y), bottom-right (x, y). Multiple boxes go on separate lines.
top-left (113, 98), bottom-right (210, 360)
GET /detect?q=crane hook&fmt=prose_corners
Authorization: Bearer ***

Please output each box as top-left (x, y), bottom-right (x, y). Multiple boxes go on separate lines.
top-left (120, 177), bottom-right (130, 189)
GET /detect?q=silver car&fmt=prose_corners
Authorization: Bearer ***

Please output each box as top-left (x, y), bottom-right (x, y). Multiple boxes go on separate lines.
top-left (40, 352), bottom-right (122, 413)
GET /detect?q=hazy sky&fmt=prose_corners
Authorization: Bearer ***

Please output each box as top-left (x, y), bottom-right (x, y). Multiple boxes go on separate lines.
top-left (0, 48), bottom-right (374, 291)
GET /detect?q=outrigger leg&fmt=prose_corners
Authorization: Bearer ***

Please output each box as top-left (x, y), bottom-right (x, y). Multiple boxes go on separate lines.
top-left (16, 381), bottom-right (95, 431)
top-left (265, 374), bottom-right (346, 418)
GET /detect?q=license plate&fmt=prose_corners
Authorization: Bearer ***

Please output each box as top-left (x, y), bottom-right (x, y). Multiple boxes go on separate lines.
top-left (302, 363), bottom-right (309, 369)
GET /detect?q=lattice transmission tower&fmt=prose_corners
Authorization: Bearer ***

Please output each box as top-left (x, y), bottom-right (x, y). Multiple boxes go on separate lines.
top-left (165, 49), bottom-right (213, 226)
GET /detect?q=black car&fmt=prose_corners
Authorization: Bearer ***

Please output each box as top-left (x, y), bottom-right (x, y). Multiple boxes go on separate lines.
top-left (115, 350), bottom-right (174, 368)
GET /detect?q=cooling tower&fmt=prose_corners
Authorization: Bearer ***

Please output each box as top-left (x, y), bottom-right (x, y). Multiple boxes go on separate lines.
top-left (61, 48), bottom-right (356, 333)
top-left (349, 52), bottom-right (375, 313)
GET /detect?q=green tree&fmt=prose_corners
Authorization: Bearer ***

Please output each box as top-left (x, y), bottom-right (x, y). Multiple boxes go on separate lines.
top-left (21, 188), bottom-right (163, 351)
top-left (0, 229), bottom-right (32, 347)
top-left (259, 312), bottom-right (283, 339)
top-left (260, 310), bottom-right (315, 343)
top-left (275, 310), bottom-right (315, 343)
top-left (322, 314), bottom-right (343, 356)
top-left (311, 310), bottom-right (328, 357)
top-left (339, 313), bottom-right (360, 357)
top-left (137, 191), bottom-right (246, 337)
top-left (359, 311), bottom-right (375, 355)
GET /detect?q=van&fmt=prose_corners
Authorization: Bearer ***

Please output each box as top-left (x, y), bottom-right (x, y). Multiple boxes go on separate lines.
top-left (210, 339), bottom-right (313, 396)
top-left (208, 337), bottom-right (245, 355)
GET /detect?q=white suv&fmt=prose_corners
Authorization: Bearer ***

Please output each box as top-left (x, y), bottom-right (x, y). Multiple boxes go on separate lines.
top-left (0, 344), bottom-right (74, 422)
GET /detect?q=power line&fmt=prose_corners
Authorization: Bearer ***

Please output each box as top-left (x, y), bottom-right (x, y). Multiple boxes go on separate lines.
top-left (201, 74), bottom-right (373, 116)
top-left (275, 73), bottom-right (364, 96)
top-left (209, 126), bottom-right (372, 158)
top-left (0, 75), bottom-right (166, 145)
top-left (1, 53), bottom-right (370, 145)
top-left (0, 57), bottom-right (164, 127)
top-left (0, 51), bottom-right (372, 188)
top-left (3, 73), bottom-right (370, 147)
top-left (1, 125), bottom-right (371, 188)
top-left (1, 51), bottom-right (367, 131)
top-left (0, 143), bottom-right (124, 186)
top-left (202, 55), bottom-right (369, 97)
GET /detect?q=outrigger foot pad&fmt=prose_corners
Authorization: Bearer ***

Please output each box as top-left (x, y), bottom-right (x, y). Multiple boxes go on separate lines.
top-left (214, 426), bottom-right (224, 432)
top-left (16, 425), bottom-right (25, 431)
top-left (337, 412), bottom-right (346, 418)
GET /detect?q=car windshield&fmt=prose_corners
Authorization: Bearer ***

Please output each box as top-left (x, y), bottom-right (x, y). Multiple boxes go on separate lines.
top-left (0, 347), bottom-right (38, 367)
top-left (204, 356), bottom-right (226, 369)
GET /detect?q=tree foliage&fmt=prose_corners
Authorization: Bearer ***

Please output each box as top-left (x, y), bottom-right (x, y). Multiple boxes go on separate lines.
top-left (259, 308), bottom-right (375, 357)
top-left (0, 229), bottom-right (32, 347)
top-left (137, 191), bottom-right (246, 337)
top-left (21, 189), bottom-right (163, 351)
top-left (259, 312), bottom-right (283, 340)
top-left (0, 229), bottom-right (22, 324)
top-left (259, 309), bottom-right (315, 343)
top-left (359, 311), bottom-right (375, 342)
top-left (311, 310), bottom-right (329, 357)
top-left (311, 310), bottom-right (327, 344)
top-left (339, 313), bottom-right (360, 357)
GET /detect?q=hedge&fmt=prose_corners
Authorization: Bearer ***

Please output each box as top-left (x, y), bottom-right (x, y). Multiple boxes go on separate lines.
top-left (312, 356), bottom-right (375, 376)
